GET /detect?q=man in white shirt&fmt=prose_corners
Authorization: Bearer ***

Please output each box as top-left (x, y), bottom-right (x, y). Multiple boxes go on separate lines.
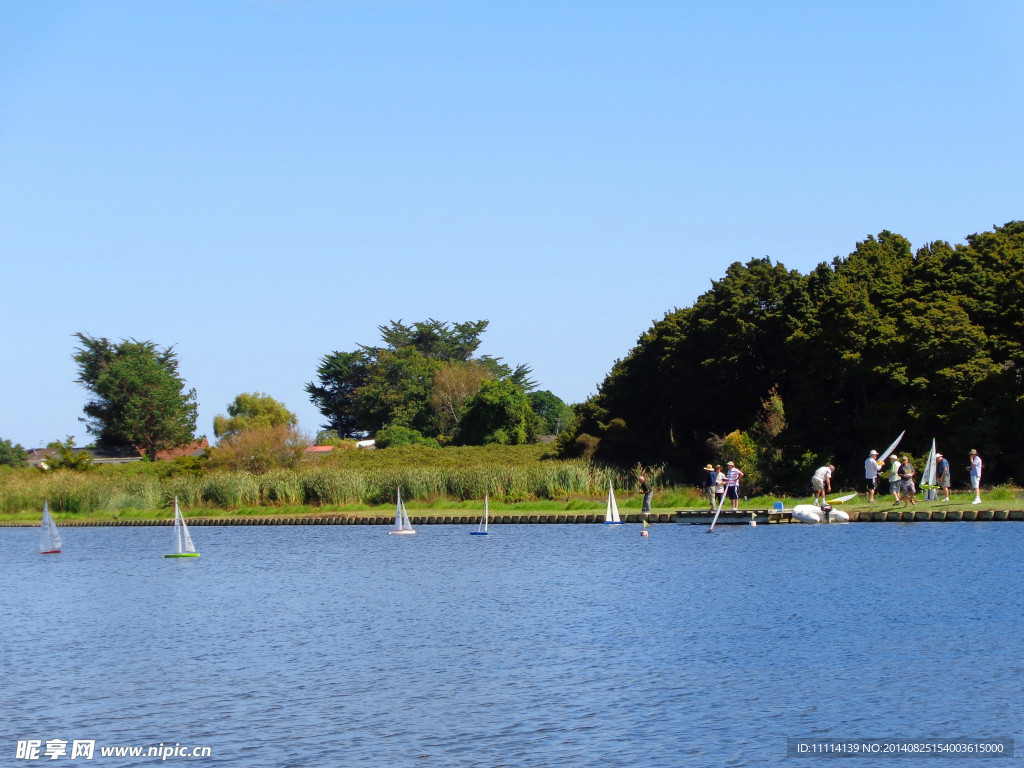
top-left (969, 449), bottom-right (983, 504)
top-left (864, 449), bottom-right (881, 502)
top-left (811, 464), bottom-right (834, 507)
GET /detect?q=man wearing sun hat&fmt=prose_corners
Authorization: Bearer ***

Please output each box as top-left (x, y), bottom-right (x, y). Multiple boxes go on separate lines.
top-left (969, 449), bottom-right (983, 504)
top-left (702, 464), bottom-right (717, 510)
top-left (887, 454), bottom-right (902, 503)
top-left (701, 464), bottom-right (717, 509)
top-left (864, 449), bottom-right (881, 502)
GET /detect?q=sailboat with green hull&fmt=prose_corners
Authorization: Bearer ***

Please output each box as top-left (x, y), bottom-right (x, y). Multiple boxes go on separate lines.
top-left (165, 497), bottom-right (200, 558)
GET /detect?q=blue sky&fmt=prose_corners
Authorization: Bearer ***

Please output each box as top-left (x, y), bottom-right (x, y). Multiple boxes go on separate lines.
top-left (2, 0), bottom-right (1021, 449)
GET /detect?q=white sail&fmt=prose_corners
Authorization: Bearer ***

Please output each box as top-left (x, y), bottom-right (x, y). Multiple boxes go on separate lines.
top-left (177, 499), bottom-right (197, 553)
top-left (880, 431), bottom-right (906, 465)
top-left (604, 481), bottom-right (621, 523)
top-left (390, 487), bottom-right (416, 534)
top-left (166, 497), bottom-right (199, 556)
top-left (40, 502), bottom-right (62, 553)
top-left (482, 494), bottom-right (489, 533)
top-left (920, 439), bottom-right (937, 500)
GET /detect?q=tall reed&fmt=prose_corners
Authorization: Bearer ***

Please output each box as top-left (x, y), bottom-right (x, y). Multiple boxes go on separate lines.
top-left (0, 446), bottom-right (671, 514)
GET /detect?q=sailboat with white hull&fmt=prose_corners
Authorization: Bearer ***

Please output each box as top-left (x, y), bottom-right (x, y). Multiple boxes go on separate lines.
top-left (389, 487), bottom-right (416, 535)
top-left (39, 502), bottom-right (62, 554)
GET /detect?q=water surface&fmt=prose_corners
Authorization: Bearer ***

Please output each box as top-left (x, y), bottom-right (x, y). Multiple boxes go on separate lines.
top-left (2, 521), bottom-right (1021, 766)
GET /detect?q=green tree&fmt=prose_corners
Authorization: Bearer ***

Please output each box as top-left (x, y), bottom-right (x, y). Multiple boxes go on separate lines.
top-left (72, 333), bottom-right (199, 461)
top-left (305, 349), bottom-right (372, 438)
top-left (46, 436), bottom-right (93, 471)
top-left (0, 438), bottom-right (28, 468)
top-left (357, 347), bottom-right (441, 435)
top-left (213, 393), bottom-right (298, 439)
top-left (454, 379), bottom-right (533, 446)
top-left (307, 320), bottom-right (539, 445)
top-left (378, 319), bottom-right (489, 361)
top-left (429, 361), bottom-right (492, 438)
top-left (528, 390), bottom-right (573, 435)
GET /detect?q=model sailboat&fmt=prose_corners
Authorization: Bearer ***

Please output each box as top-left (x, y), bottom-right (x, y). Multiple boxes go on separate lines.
top-left (604, 481), bottom-right (622, 524)
top-left (164, 497), bottom-right (200, 558)
top-left (471, 493), bottom-right (489, 535)
top-left (389, 487), bottom-right (416, 535)
top-left (919, 438), bottom-right (938, 500)
top-left (39, 502), bottom-right (62, 554)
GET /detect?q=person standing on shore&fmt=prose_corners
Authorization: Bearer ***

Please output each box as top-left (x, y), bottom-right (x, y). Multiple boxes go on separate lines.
top-left (969, 449), bottom-right (983, 504)
top-left (702, 464), bottom-right (717, 510)
top-left (898, 455), bottom-right (916, 506)
top-left (936, 453), bottom-right (951, 501)
top-left (639, 475), bottom-right (652, 515)
top-left (888, 454), bottom-right (902, 503)
top-left (864, 449), bottom-right (881, 502)
top-left (714, 464), bottom-right (726, 509)
top-left (811, 464), bottom-right (834, 506)
top-left (724, 461), bottom-right (744, 511)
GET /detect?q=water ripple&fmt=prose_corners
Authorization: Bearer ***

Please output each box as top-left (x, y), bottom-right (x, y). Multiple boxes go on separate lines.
top-left (1, 523), bottom-right (1021, 766)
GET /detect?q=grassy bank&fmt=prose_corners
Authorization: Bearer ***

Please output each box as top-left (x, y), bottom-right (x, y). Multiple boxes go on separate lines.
top-left (3, 445), bottom-right (1019, 522)
top-left (0, 445), bottom-right (676, 519)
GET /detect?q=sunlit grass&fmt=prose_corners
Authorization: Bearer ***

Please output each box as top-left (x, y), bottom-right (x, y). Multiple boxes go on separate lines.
top-left (2, 455), bottom-right (1020, 522)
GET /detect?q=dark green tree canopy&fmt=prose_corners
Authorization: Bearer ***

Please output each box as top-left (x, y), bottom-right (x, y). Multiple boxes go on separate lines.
top-left (0, 438), bottom-right (28, 468)
top-left (454, 379), bottom-right (534, 446)
top-left (563, 221), bottom-right (1024, 488)
top-left (307, 320), bottom-right (547, 445)
top-left (72, 333), bottom-right (199, 461)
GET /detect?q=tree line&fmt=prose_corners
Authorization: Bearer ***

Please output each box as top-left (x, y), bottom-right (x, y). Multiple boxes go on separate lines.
top-left (1, 321), bottom-right (573, 470)
top-left (559, 221), bottom-right (1024, 490)
top-left (3, 222), bottom-right (1021, 489)
top-left (305, 319), bottom-right (572, 447)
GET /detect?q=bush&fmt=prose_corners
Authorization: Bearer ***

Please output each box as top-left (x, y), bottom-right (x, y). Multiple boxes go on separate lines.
top-left (375, 425), bottom-right (440, 449)
top-left (207, 426), bottom-right (309, 474)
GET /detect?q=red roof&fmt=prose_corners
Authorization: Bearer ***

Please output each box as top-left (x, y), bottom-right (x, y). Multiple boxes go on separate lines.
top-left (154, 438), bottom-right (209, 461)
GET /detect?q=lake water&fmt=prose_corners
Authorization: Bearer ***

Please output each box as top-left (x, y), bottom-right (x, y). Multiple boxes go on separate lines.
top-left (2, 520), bottom-right (1021, 767)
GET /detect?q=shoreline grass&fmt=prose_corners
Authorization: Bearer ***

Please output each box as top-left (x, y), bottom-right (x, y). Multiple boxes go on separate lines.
top-left (0, 489), bottom-right (1019, 524)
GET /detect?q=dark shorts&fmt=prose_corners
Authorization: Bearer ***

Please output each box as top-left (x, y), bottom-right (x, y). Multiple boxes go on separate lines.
top-left (726, 486), bottom-right (739, 500)
top-left (865, 477), bottom-right (877, 491)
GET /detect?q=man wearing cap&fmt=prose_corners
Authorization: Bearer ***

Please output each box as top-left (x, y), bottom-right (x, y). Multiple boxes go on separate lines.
top-left (724, 461), bottom-right (744, 511)
top-left (936, 453), bottom-right (951, 501)
top-left (702, 464), bottom-right (717, 510)
top-left (811, 464), bottom-right (834, 507)
top-left (887, 454), bottom-right (902, 503)
top-left (864, 449), bottom-right (881, 502)
top-left (969, 449), bottom-right (982, 504)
